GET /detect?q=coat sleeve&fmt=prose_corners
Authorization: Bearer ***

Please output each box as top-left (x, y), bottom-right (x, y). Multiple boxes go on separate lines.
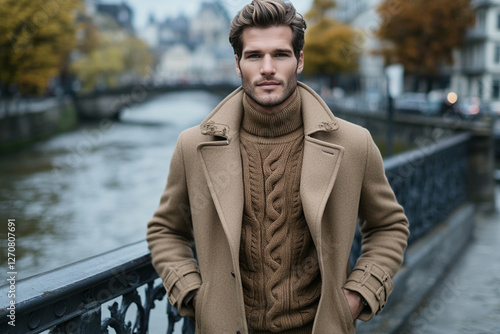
top-left (146, 131), bottom-right (201, 318)
top-left (343, 129), bottom-right (410, 321)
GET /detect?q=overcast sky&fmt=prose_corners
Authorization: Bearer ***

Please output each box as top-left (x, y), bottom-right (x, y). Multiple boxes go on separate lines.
top-left (106, 0), bottom-right (314, 29)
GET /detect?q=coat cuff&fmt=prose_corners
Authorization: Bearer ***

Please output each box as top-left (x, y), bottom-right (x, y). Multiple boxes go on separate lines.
top-left (163, 259), bottom-right (202, 317)
top-left (344, 261), bottom-right (394, 321)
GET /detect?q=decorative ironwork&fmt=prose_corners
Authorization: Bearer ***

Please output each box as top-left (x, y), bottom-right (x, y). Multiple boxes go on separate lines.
top-left (0, 133), bottom-right (471, 334)
top-left (350, 133), bottom-right (470, 263)
top-left (385, 133), bottom-right (469, 245)
top-left (0, 241), bottom-right (192, 334)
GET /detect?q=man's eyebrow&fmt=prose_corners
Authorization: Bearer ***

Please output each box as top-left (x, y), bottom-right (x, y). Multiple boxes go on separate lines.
top-left (243, 49), bottom-right (262, 56)
top-left (243, 48), bottom-right (293, 56)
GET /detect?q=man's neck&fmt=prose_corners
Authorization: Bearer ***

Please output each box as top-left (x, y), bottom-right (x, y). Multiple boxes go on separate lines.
top-left (241, 90), bottom-right (302, 138)
top-left (245, 89), bottom-right (298, 116)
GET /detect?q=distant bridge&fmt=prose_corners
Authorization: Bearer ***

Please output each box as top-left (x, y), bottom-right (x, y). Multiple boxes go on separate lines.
top-left (73, 82), bottom-right (239, 120)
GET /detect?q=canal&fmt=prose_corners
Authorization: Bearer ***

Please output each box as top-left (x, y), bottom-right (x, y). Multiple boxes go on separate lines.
top-left (0, 90), bottom-right (222, 281)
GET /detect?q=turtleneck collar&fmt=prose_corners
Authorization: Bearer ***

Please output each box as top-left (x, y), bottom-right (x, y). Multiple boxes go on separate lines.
top-left (241, 91), bottom-right (303, 138)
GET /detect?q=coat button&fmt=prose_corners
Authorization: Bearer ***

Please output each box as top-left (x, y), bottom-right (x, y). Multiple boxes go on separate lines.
top-left (231, 271), bottom-right (236, 278)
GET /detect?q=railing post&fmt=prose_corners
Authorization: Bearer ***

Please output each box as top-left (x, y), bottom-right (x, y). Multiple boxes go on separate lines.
top-left (468, 127), bottom-right (497, 213)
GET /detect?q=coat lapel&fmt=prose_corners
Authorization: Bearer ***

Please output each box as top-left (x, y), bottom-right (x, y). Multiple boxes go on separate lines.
top-left (198, 139), bottom-right (244, 254)
top-left (297, 82), bottom-right (344, 246)
top-left (300, 136), bottom-right (344, 239)
top-left (197, 87), bottom-right (245, 255)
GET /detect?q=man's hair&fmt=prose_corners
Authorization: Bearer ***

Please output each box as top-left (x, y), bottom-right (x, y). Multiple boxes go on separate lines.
top-left (229, 0), bottom-right (307, 61)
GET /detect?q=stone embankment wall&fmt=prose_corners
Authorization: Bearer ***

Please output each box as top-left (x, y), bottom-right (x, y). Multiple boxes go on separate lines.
top-left (0, 97), bottom-right (78, 152)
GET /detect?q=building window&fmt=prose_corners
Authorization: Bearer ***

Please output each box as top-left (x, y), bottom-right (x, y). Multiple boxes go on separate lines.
top-left (479, 10), bottom-right (486, 31)
top-left (497, 13), bottom-right (500, 29)
top-left (495, 45), bottom-right (500, 64)
top-left (492, 80), bottom-right (500, 99)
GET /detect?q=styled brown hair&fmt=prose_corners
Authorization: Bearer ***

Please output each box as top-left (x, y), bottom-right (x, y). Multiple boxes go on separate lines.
top-left (229, 0), bottom-right (307, 61)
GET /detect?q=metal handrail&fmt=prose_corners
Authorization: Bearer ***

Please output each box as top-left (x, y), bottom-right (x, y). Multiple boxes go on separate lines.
top-left (0, 241), bottom-right (179, 334)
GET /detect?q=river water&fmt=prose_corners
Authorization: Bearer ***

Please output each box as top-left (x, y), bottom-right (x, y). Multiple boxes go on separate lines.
top-left (0, 90), bottom-right (221, 281)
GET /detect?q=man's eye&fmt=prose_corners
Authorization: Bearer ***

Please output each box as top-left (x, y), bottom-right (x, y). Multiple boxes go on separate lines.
top-left (247, 54), bottom-right (260, 59)
top-left (276, 53), bottom-right (289, 57)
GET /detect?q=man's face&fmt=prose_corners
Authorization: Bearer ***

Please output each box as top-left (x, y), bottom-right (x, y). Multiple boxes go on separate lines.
top-left (235, 25), bottom-right (304, 115)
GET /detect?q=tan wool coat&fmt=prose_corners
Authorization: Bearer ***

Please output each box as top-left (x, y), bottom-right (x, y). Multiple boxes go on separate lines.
top-left (147, 82), bottom-right (410, 334)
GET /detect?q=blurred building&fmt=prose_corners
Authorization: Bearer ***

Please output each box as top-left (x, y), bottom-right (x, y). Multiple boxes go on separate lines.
top-left (74, 0), bottom-right (154, 91)
top-left (158, 15), bottom-right (191, 48)
top-left (332, 0), bottom-right (386, 93)
top-left (139, 14), bottom-right (160, 48)
top-left (332, 0), bottom-right (500, 112)
top-left (451, 0), bottom-right (500, 111)
top-left (190, 1), bottom-right (231, 46)
top-left (140, 0), bottom-right (236, 85)
top-left (84, 0), bottom-right (134, 32)
top-left (96, 2), bottom-right (134, 32)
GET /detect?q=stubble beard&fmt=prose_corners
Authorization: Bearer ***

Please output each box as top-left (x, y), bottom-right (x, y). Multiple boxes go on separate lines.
top-left (241, 72), bottom-right (298, 108)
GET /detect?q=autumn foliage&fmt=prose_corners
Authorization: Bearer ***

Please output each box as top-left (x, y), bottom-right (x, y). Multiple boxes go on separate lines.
top-left (303, 0), bottom-right (359, 77)
top-left (376, 0), bottom-right (475, 76)
top-left (0, 0), bottom-right (81, 95)
top-left (71, 32), bottom-right (153, 92)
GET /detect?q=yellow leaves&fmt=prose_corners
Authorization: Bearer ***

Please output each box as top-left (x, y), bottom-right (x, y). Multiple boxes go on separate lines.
top-left (303, 17), bottom-right (360, 76)
top-left (72, 44), bottom-right (123, 91)
top-left (75, 16), bottom-right (100, 54)
top-left (121, 37), bottom-right (153, 76)
top-left (71, 36), bottom-right (152, 92)
top-left (376, 0), bottom-right (475, 75)
top-left (1, 0), bottom-right (152, 94)
top-left (0, 0), bottom-right (81, 94)
top-left (303, 0), bottom-right (359, 76)
top-left (305, 0), bottom-right (337, 22)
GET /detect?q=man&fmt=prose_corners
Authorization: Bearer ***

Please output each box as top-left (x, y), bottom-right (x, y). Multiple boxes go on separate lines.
top-left (147, 0), bottom-right (410, 333)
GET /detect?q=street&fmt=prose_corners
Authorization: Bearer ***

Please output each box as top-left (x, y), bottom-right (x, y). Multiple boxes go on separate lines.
top-left (401, 185), bottom-right (500, 333)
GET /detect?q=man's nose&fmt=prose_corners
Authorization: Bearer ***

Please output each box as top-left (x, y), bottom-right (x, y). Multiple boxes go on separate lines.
top-left (260, 55), bottom-right (276, 75)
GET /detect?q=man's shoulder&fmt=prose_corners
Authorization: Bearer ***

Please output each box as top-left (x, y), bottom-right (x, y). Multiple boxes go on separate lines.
top-left (333, 116), bottom-right (370, 142)
top-left (335, 116), bottom-right (367, 133)
top-left (178, 125), bottom-right (205, 144)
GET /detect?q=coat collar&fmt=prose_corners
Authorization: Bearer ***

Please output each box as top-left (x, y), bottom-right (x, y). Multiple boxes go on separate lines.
top-left (199, 82), bottom-right (339, 141)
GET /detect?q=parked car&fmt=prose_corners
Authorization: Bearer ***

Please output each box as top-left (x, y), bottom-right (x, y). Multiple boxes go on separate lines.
top-left (482, 101), bottom-right (500, 119)
top-left (440, 95), bottom-right (483, 119)
top-left (394, 92), bottom-right (440, 116)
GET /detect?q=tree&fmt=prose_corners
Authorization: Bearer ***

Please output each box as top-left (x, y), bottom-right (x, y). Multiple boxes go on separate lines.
top-left (70, 36), bottom-right (125, 91)
top-left (376, 0), bottom-right (475, 89)
top-left (303, 0), bottom-right (360, 79)
top-left (70, 15), bottom-right (153, 93)
top-left (0, 0), bottom-right (81, 96)
top-left (74, 12), bottom-right (100, 55)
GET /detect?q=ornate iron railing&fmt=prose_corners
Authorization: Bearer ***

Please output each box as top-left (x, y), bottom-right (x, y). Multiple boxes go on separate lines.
top-left (0, 133), bottom-right (470, 334)
top-left (350, 133), bottom-right (470, 264)
top-left (0, 241), bottom-right (192, 334)
top-left (385, 133), bottom-right (469, 244)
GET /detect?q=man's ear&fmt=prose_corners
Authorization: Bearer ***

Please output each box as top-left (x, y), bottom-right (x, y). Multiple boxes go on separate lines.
top-left (235, 55), bottom-right (242, 77)
top-left (297, 51), bottom-right (304, 74)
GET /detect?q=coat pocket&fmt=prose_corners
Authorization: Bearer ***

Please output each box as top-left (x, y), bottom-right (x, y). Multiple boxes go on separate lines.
top-left (338, 288), bottom-right (355, 331)
top-left (195, 281), bottom-right (209, 331)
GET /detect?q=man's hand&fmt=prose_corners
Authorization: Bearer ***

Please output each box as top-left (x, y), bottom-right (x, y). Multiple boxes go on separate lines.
top-left (192, 291), bottom-right (198, 309)
top-left (185, 290), bottom-right (198, 310)
top-left (342, 288), bottom-right (364, 320)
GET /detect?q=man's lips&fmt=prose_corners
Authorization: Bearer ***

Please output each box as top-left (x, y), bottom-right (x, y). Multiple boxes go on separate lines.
top-left (257, 81), bottom-right (280, 90)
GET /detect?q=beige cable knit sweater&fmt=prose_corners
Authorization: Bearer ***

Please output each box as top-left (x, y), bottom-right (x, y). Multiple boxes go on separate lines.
top-left (238, 92), bottom-right (321, 334)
